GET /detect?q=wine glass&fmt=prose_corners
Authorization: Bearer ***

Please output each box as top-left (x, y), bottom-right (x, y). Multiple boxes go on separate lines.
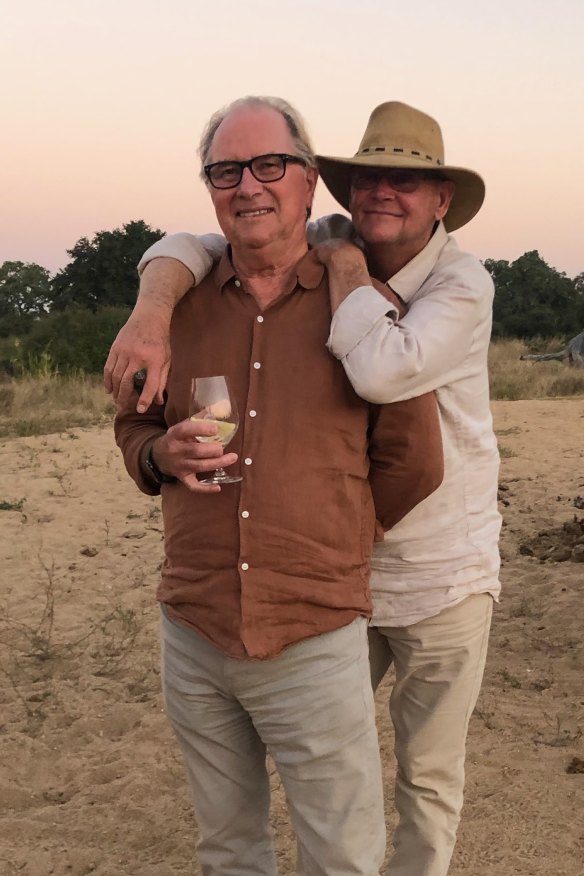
top-left (189, 376), bottom-right (242, 485)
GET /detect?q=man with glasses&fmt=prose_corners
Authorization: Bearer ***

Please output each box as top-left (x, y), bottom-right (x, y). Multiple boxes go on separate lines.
top-left (107, 100), bottom-right (500, 876)
top-left (114, 96), bottom-right (444, 876)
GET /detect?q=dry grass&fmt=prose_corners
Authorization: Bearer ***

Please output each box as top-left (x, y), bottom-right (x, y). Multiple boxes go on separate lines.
top-left (489, 338), bottom-right (584, 400)
top-left (0, 339), bottom-right (582, 439)
top-left (0, 374), bottom-right (115, 438)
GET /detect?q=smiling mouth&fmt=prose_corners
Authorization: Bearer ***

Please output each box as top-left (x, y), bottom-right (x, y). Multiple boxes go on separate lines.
top-left (237, 208), bottom-right (274, 218)
top-left (365, 210), bottom-right (403, 218)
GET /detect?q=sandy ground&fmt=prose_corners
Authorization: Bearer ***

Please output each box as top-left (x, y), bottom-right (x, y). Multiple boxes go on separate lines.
top-left (1, 398), bottom-right (583, 875)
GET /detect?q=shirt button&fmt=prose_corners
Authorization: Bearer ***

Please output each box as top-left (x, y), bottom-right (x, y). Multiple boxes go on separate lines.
top-left (241, 511), bottom-right (249, 518)
top-left (244, 457), bottom-right (253, 465)
top-left (253, 362), bottom-right (261, 370)
top-left (241, 562), bottom-right (249, 571)
top-left (256, 315), bottom-right (264, 323)
top-left (234, 279), bottom-right (241, 288)
top-left (249, 410), bottom-right (257, 418)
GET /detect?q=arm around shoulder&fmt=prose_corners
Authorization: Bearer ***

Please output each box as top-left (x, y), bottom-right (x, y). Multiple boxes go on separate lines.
top-left (137, 232), bottom-right (227, 283)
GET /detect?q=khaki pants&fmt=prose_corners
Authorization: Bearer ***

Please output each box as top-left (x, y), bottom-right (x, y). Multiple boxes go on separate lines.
top-left (369, 593), bottom-right (493, 876)
top-left (160, 612), bottom-right (385, 876)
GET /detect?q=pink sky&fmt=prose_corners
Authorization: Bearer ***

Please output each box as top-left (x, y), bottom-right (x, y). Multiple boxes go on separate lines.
top-left (2, 0), bottom-right (583, 277)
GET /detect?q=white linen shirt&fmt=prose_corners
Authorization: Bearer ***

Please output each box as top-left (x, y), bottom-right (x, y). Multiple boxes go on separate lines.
top-left (138, 218), bottom-right (502, 627)
top-left (327, 220), bottom-right (501, 626)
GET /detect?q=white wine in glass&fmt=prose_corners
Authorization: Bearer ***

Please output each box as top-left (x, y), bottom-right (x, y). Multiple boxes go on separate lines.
top-left (189, 376), bottom-right (242, 485)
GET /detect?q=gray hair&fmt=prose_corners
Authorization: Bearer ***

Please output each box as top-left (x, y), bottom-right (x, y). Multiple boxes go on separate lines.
top-left (198, 96), bottom-right (317, 179)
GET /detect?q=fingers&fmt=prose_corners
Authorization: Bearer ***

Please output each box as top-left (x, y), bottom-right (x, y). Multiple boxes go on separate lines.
top-left (137, 369), bottom-right (161, 414)
top-left (175, 446), bottom-right (238, 470)
top-left (181, 475), bottom-right (222, 494)
top-left (104, 348), bottom-right (131, 401)
top-left (104, 320), bottom-right (171, 411)
top-left (116, 366), bottom-right (139, 410)
top-left (158, 425), bottom-right (238, 482)
top-left (103, 347), bottom-right (117, 393)
top-left (156, 361), bottom-right (171, 407)
top-left (179, 452), bottom-right (238, 492)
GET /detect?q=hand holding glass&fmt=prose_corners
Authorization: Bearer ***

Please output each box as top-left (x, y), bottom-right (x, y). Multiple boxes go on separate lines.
top-left (189, 376), bottom-right (242, 485)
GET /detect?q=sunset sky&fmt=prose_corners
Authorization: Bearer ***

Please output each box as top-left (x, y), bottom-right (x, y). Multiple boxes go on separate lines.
top-left (2, 0), bottom-right (583, 277)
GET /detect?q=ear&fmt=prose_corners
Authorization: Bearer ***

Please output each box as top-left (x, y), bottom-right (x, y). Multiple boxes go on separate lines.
top-left (305, 166), bottom-right (319, 210)
top-left (435, 180), bottom-right (455, 221)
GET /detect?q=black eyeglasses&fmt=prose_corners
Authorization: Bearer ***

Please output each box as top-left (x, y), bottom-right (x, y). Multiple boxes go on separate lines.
top-left (351, 167), bottom-right (445, 194)
top-left (204, 153), bottom-right (306, 189)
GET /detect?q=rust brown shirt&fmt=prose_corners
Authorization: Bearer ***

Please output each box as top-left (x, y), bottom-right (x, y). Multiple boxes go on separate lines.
top-left (115, 250), bottom-right (443, 659)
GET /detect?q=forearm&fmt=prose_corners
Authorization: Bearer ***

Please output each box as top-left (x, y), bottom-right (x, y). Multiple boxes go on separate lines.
top-left (328, 258), bottom-right (372, 314)
top-left (312, 240), bottom-right (373, 314)
top-left (134, 258), bottom-right (194, 322)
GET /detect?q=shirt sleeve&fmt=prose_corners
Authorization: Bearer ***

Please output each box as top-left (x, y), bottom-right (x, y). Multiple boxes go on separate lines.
top-left (114, 398), bottom-right (168, 496)
top-left (137, 232), bottom-right (227, 284)
top-left (327, 257), bottom-right (494, 403)
top-left (368, 393), bottom-right (444, 531)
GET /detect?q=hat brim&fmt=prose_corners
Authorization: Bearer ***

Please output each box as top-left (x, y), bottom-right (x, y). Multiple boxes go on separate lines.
top-left (316, 153), bottom-right (485, 232)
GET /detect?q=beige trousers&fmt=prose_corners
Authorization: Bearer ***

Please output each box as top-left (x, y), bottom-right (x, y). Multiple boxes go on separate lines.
top-left (160, 612), bottom-right (385, 876)
top-left (369, 593), bottom-right (493, 876)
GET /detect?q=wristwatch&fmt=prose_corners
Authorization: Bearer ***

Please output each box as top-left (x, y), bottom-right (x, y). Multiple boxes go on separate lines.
top-left (144, 444), bottom-right (177, 485)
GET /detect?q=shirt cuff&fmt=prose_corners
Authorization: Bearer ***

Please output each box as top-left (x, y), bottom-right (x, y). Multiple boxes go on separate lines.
top-left (137, 234), bottom-right (214, 283)
top-left (327, 286), bottom-right (399, 359)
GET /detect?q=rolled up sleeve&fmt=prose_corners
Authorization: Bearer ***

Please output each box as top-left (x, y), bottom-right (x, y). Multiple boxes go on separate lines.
top-left (137, 232), bottom-right (226, 284)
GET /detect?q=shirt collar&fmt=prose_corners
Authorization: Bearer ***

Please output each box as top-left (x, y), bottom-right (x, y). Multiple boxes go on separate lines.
top-left (387, 221), bottom-right (449, 303)
top-left (214, 246), bottom-right (325, 294)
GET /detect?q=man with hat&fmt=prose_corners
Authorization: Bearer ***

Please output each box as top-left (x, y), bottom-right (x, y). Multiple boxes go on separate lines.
top-left (105, 101), bottom-right (501, 876)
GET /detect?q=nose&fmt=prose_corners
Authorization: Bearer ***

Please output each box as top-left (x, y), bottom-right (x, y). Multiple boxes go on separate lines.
top-left (369, 175), bottom-right (397, 198)
top-left (237, 166), bottom-right (263, 196)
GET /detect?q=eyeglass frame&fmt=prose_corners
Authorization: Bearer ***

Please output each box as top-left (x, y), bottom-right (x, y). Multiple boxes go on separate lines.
top-left (204, 153), bottom-right (307, 190)
top-left (350, 166), bottom-right (449, 194)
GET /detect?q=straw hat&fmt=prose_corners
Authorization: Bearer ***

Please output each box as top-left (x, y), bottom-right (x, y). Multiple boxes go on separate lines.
top-left (316, 101), bottom-right (485, 232)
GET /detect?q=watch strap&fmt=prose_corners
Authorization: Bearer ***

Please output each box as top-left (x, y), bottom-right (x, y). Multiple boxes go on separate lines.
top-left (145, 444), bottom-right (177, 485)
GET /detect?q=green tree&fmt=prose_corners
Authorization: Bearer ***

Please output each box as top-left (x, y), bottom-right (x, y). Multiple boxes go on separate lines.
top-left (0, 261), bottom-right (52, 337)
top-left (485, 251), bottom-right (579, 338)
top-left (18, 306), bottom-right (132, 373)
top-left (50, 220), bottom-right (164, 311)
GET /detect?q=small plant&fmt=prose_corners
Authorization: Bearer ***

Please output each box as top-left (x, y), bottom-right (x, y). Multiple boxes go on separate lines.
top-left (93, 604), bottom-right (141, 676)
top-left (530, 677), bottom-right (553, 692)
top-left (535, 713), bottom-right (583, 748)
top-left (510, 596), bottom-right (540, 619)
top-left (473, 704), bottom-right (496, 730)
top-left (498, 668), bottom-right (522, 689)
top-left (0, 498), bottom-right (26, 512)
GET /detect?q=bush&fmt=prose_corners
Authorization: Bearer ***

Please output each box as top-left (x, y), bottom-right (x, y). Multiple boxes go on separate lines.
top-left (15, 306), bottom-right (132, 375)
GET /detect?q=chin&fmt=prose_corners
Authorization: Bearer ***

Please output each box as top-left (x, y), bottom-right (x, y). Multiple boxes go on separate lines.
top-left (236, 234), bottom-right (273, 250)
top-left (357, 218), bottom-right (399, 244)
top-left (361, 229), bottom-right (398, 247)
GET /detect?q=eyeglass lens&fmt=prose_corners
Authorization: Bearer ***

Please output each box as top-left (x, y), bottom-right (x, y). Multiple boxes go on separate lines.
top-left (352, 168), bottom-right (423, 193)
top-left (208, 154), bottom-right (289, 188)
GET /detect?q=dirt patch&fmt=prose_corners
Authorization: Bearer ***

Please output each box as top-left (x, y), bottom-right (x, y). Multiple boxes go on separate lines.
top-left (1, 398), bottom-right (583, 875)
top-left (519, 516), bottom-right (584, 562)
